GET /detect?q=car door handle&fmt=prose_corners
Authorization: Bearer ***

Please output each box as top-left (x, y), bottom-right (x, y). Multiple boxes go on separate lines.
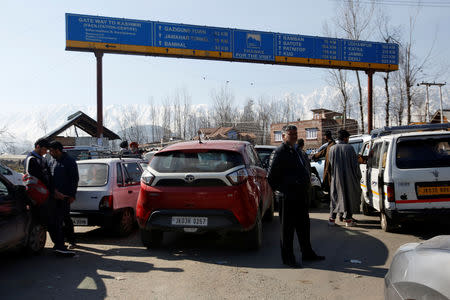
top-left (128, 191), bottom-right (133, 194)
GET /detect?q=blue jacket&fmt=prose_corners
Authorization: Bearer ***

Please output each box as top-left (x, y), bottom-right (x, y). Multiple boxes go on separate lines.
top-left (50, 152), bottom-right (79, 198)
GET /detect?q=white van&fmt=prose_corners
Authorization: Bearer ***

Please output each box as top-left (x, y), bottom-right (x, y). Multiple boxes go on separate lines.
top-left (359, 125), bottom-right (450, 231)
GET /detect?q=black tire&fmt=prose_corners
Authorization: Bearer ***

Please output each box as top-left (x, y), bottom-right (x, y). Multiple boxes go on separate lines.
top-left (116, 208), bottom-right (136, 236)
top-left (26, 222), bottom-right (46, 254)
top-left (246, 212), bottom-right (262, 250)
top-left (380, 211), bottom-right (396, 232)
top-left (140, 228), bottom-right (163, 249)
top-left (263, 198), bottom-right (274, 222)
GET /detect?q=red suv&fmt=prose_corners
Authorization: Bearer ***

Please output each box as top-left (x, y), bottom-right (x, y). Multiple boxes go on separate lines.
top-left (136, 140), bottom-right (274, 250)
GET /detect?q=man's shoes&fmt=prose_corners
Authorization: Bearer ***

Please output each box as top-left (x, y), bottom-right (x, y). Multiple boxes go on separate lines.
top-left (339, 215), bottom-right (344, 222)
top-left (328, 218), bottom-right (336, 226)
top-left (345, 219), bottom-right (356, 227)
top-left (54, 247), bottom-right (76, 257)
top-left (283, 260), bottom-right (302, 268)
top-left (302, 253), bottom-right (326, 261)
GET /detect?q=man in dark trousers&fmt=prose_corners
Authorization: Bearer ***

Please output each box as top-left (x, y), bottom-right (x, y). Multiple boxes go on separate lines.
top-left (24, 138), bottom-right (52, 224)
top-left (48, 141), bottom-right (79, 256)
top-left (268, 125), bottom-right (325, 268)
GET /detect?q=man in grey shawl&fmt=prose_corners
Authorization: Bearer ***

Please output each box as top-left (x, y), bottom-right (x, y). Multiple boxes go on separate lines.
top-left (327, 129), bottom-right (362, 227)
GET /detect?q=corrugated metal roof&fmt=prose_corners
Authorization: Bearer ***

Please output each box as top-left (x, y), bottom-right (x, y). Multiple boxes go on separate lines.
top-left (42, 111), bottom-right (120, 141)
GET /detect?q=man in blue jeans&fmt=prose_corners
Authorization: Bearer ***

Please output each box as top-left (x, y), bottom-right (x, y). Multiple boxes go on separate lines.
top-left (48, 141), bottom-right (79, 256)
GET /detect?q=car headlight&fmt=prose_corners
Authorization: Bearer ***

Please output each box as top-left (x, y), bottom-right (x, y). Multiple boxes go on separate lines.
top-left (141, 169), bottom-right (155, 186)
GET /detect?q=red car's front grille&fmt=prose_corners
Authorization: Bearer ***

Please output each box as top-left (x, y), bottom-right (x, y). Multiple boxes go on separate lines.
top-left (155, 178), bottom-right (227, 187)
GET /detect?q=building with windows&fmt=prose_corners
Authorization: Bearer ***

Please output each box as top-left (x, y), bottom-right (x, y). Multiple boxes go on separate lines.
top-left (270, 108), bottom-right (359, 151)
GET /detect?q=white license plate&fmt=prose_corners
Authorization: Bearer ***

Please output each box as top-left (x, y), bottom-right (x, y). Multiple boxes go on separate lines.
top-left (71, 217), bottom-right (88, 226)
top-left (171, 216), bottom-right (208, 226)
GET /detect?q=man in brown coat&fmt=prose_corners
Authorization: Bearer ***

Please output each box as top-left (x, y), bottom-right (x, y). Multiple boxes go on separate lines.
top-left (312, 130), bottom-right (335, 193)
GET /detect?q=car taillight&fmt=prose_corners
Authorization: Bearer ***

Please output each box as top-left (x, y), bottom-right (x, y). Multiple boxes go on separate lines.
top-left (141, 169), bottom-right (155, 186)
top-left (99, 195), bottom-right (113, 209)
top-left (227, 168), bottom-right (248, 185)
top-left (386, 183), bottom-right (395, 202)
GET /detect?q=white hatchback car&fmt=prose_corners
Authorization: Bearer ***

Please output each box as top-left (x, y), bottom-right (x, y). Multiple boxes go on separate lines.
top-left (71, 157), bottom-right (145, 235)
top-left (0, 162), bottom-right (23, 186)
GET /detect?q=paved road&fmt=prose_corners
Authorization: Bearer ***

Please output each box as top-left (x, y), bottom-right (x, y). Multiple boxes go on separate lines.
top-left (1, 209), bottom-right (449, 299)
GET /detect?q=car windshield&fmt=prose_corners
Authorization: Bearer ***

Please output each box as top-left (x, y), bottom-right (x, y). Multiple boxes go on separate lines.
top-left (396, 136), bottom-right (450, 169)
top-left (349, 139), bottom-right (363, 154)
top-left (255, 149), bottom-right (274, 165)
top-left (78, 163), bottom-right (109, 187)
top-left (150, 150), bottom-right (244, 173)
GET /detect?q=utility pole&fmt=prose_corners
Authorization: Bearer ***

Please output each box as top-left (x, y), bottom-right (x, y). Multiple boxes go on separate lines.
top-left (418, 82), bottom-right (447, 123)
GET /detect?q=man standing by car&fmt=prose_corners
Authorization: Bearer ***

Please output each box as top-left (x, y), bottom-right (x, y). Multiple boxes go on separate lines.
top-left (268, 125), bottom-right (325, 268)
top-left (24, 138), bottom-right (52, 224)
top-left (312, 130), bottom-right (335, 194)
top-left (48, 141), bottom-right (79, 256)
top-left (327, 129), bottom-right (362, 227)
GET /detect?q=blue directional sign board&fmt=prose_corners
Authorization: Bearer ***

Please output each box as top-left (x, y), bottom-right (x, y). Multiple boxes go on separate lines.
top-left (154, 22), bottom-right (231, 52)
top-left (66, 14), bottom-right (152, 46)
top-left (233, 30), bottom-right (275, 61)
top-left (276, 34), bottom-right (316, 60)
top-left (66, 13), bottom-right (399, 71)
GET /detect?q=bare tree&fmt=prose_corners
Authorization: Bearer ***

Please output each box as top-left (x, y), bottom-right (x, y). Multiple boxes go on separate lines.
top-left (117, 105), bottom-right (147, 144)
top-left (401, 12), bottom-right (434, 124)
top-left (391, 69), bottom-right (406, 125)
top-left (211, 84), bottom-right (236, 127)
top-left (197, 106), bottom-right (212, 129)
top-left (161, 97), bottom-right (172, 141)
top-left (332, 0), bottom-right (375, 133)
top-left (376, 9), bottom-right (402, 127)
top-left (328, 69), bottom-right (351, 128)
top-left (0, 125), bottom-right (16, 154)
top-left (181, 88), bottom-right (192, 140)
top-left (148, 98), bottom-right (159, 143)
top-left (36, 112), bottom-right (48, 135)
top-left (257, 96), bottom-right (273, 144)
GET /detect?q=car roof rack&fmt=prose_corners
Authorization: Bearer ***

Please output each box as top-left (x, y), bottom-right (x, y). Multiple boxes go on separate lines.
top-left (370, 123), bottom-right (450, 138)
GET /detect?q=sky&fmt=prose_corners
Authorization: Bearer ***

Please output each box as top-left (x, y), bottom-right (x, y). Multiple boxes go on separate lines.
top-left (1, 0), bottom-right (449, 114)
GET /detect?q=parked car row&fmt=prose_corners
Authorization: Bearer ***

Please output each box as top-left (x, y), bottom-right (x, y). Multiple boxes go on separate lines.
top-left (359, 123), bottom-right (450, 232)
top-left (64, 140), bottom-right (274, 250)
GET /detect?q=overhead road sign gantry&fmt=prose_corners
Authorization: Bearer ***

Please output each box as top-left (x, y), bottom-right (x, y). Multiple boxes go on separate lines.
top-left (66, 13), bottom-right (398, 72)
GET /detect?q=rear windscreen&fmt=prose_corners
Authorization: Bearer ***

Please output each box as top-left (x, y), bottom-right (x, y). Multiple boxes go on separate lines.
top-left (255, 149), bottom-right (274, 164)
top-left (150, 150), bottom-right (244, 173)
top-left (396, 136), bottom-right (450, 169)
top-left (78, 163), bottom-right (109, 187)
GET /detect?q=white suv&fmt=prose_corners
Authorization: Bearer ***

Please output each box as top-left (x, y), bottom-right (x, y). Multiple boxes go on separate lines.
top-left (71, 157), bottom-right (146, 235)
top-left (359, 126), bottom-right (450, 231)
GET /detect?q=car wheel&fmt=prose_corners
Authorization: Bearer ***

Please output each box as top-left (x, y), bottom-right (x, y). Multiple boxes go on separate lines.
top-left (140, 228), bottom-right (163, 249)
top-left (380, 211), bottom-right (396, 232)
top-left (263, 197), bottom-right (274, 222)
top-left (116, 208), bottom-right (135, 236)
top-left (246, 211), bottom-right (262, 250)
top-left (26, 222), bottom-right (46, 254)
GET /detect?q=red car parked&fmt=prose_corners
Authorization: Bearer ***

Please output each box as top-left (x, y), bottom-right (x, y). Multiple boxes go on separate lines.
top-left (136, 140), bottom-right (274, 250)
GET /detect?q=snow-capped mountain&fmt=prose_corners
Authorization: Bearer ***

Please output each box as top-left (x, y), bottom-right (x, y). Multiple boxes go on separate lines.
top-left (0, 84), bottom-right (447, 154)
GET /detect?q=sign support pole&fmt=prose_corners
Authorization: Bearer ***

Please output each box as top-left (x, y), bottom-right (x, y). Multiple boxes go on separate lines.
top-left (366, 70), bottom-right (374, 133)
top-left (95, 50), bottom-right (104, 142)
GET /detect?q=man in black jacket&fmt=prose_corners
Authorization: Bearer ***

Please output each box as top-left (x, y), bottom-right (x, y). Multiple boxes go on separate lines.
top-left (48, 141), bottom-right (79, 256)
top-left (268, 125), bottom-right (325, 268)
top-left (24, 138), bottom-right (52, 223)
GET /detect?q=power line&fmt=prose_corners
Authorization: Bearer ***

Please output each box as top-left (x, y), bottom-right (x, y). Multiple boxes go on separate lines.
top-left (332, 0), bottom-right (450, 7)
